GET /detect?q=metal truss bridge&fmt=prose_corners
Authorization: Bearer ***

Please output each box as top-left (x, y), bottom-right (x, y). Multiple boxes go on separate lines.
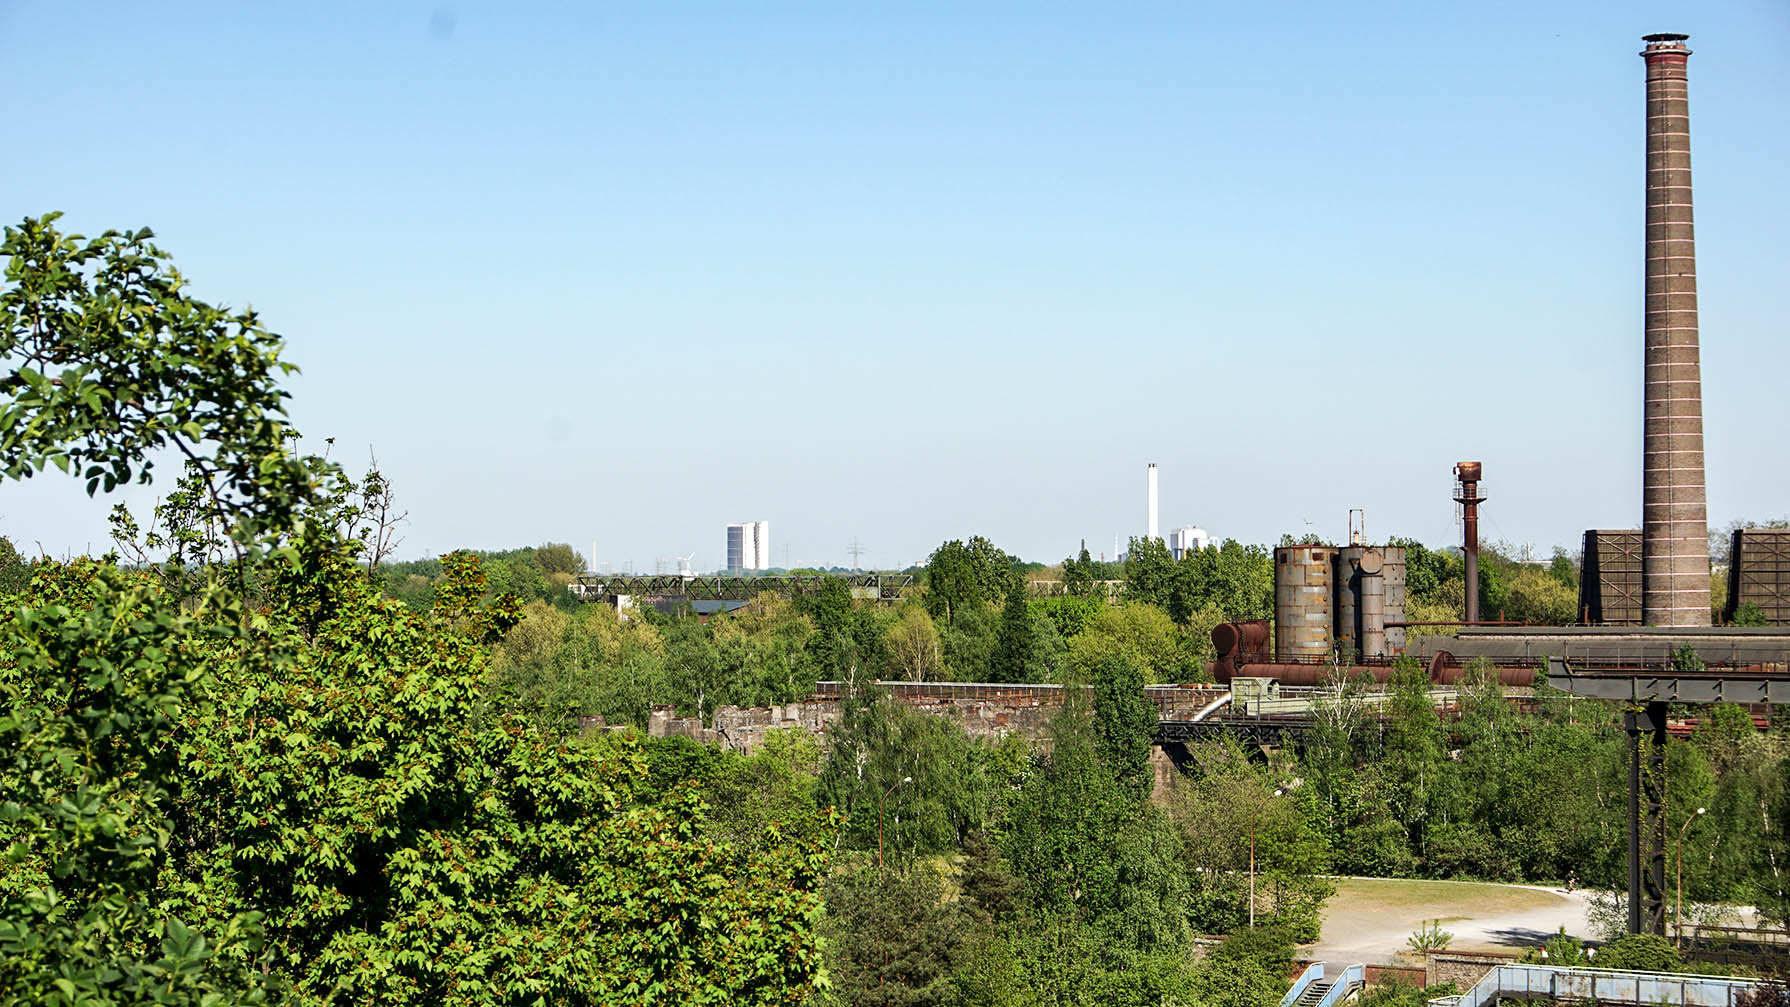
top-left (572, 572), bottom-right (914, 603)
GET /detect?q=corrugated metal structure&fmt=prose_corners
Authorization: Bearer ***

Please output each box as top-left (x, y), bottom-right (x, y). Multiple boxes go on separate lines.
top-left (1581, 529), bottom-right (1644, 625)
top-left (1727, 529), bottom-right (1790, 625)
top-left (1274, 545), bottom-right (1334, 661)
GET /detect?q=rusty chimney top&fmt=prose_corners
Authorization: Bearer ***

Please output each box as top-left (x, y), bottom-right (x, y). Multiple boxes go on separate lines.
top-left (1639, 33), bottom-right (1711, 626)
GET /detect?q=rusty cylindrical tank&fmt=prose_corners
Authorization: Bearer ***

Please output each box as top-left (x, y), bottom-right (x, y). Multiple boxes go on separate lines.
top-left (1275, 545), bottom-right (1335, 662)
top-left (1380, 545), bottom-right (1407, 653)
top-left (1337, 545), bottom-right (1407, 660)
top-left (1359, 548), bottom-right (1387, 659)
top-left (1334, 547), bottom-right (1361, 661)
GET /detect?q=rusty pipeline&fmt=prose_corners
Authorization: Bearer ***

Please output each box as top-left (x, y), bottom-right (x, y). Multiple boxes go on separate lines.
top-left (1212, 619), bottom-right (1271, 659)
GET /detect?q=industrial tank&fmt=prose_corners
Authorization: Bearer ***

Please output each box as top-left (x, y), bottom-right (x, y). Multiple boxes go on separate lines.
top-left (1274, 545), bottom-right (1335, 662)
top-left (1381, 545), bottom-right (1408, 653)
top-left (1336, 545), bottom-right (1408, 659)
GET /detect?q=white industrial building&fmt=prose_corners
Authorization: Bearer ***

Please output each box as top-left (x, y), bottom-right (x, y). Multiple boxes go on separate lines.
top-left (726, 520), bottom-right (772, 572)
top-left (1168, 526), bottom-right (1211, 560)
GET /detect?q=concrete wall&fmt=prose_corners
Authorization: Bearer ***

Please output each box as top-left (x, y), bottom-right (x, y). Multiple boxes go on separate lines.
top-left (647, 684), bottom-right (1082, 753)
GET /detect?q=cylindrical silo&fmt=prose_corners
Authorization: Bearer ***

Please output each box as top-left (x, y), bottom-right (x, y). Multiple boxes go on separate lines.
top-left (1359, 548), bottom-right (1387, 659)
top-left (1275, 545), bottom-right (1334, 662)
top-left (1380, 545), bottom-right (1407, 654)
top-left (1334, 546), bottom-right (1364, 661)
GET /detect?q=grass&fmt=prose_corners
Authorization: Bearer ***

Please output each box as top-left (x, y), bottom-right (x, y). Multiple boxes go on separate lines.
top-left (1328, 877), bottom-right (1564, 918)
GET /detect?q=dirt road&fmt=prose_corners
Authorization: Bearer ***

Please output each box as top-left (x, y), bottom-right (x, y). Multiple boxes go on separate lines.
top-left (1305, 877), bottom-right (1596, 967)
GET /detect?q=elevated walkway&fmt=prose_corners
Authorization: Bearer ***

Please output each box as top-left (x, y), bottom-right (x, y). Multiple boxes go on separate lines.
top-left (1436, 964), bottom-right (1758, 1007)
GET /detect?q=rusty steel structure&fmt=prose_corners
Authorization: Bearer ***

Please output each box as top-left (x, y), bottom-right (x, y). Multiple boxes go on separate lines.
top-left (1639, 34), bottom-right (1712, 627)
top-left (1336, 545), bottom-right (1406, 660)
top-left (1726, 529), bottom-right (1790, 625)
top-left (1454, 461), bottom-right (1485, 623)
top-left (1273, 545), bottom-right (1335, 661)
top-left (1581, 529), bottom-right (1645, 625)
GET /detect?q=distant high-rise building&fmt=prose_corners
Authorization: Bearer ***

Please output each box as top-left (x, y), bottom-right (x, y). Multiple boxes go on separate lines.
top-left (726, 520), bottom-right (772, 572)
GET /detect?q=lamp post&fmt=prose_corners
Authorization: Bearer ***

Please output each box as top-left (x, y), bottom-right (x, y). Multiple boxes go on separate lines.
top-left (878, 776), bottom-right (912, 870)
top-left (1249, 788), bottom-right (1284, 929)
top-left (1675, 806), bottom-right (1706, 948)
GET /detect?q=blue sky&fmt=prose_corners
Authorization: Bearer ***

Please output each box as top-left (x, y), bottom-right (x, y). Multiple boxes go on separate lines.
top-left (5, 1), bottom-right (1787, 570)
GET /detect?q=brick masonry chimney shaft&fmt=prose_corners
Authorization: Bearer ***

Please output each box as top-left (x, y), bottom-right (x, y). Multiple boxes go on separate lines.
top-left (1640, 34), bottom-right (1711, 626)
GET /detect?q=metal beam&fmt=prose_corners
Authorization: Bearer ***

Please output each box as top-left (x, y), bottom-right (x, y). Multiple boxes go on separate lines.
top-left (1545, 656), bottom-right (1790, 704)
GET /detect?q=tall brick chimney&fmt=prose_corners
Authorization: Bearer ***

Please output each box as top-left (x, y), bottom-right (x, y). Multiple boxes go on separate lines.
top-left (1639, 33), bottom-right (1710, 627)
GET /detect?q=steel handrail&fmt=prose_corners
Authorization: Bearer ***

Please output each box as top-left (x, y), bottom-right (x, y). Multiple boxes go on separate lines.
top-left (1458, 963), bottom-right (1759, 1007)
top-left (1314, 964), bottom-right (1364, 1007)
top-left (1277, 962), bottom-right (1326, 1007)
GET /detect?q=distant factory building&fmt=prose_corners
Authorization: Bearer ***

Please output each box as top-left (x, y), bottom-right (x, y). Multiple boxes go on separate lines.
top-left (726, 521), bottom-right (772, 573)
top-left (1167, 526), bottom-right (1211, 560)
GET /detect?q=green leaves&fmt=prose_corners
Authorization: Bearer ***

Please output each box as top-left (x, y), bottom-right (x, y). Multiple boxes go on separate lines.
top-left (1, 214), bottom-right (317, 563)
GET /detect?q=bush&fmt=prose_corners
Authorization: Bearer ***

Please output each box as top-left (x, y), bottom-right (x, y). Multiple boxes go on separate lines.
top-left (1596, 933), bottom-right (1683, 972)
top-left (1210, 925), bottom-right (1295, 973)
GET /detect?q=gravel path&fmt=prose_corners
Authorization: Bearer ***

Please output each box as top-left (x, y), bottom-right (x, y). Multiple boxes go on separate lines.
top-left (1304, 877), bottom-right (1596, 968)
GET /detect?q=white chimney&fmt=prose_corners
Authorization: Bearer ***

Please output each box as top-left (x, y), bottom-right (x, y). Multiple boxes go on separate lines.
top-left (1146, 463), bottom-right (1159, 542)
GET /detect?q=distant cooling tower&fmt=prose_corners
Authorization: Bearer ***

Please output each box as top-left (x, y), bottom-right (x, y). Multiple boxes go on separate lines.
top-left (1639, 34), bottom-right (1711, 626)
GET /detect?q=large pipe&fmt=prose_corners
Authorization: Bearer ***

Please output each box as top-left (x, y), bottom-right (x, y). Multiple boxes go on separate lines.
top-left (1455, 462), bottom-right (1484, 623)
top-left (1207, 655), bottom-right (1538, 688)
top-left (1212, 620), bottom-right (1271, 659)
top-left (1639, 34), bottom-right (1711, 627)
top-left (1212, 663), bottom-right (1393, 687)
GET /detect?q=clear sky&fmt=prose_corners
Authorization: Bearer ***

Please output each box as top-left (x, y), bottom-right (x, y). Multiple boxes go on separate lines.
top-left (5, 1), bottom-right (1788, 571)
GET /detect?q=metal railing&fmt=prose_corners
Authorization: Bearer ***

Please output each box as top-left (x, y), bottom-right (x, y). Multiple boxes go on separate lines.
top-left (1278, 963), bottom-right (1325, 1007)
top-left (1315, 964), bottom-right (1364, 1007)
top-left (1457, 964), bottom-right (1759, 1007)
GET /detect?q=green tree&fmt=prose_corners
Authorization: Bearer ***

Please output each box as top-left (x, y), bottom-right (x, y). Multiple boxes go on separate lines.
top-left (1, 213), bottom-right (837, 1005)
top-left (1061, 546), bottom-right (1103, 599)
top-left (822, 863), bottom-right (963, 1007)
top-left (1002, 693), bottom-right (1190, 956)
top-left (1121, 536), bottom-right (1175, 610)
top-left (534, 541), bottom-right (584, 575)
top-left (926, 538), bottom-right (1019, 625)
top-left (1092, 655), bottom-right (1157, 798)
top-left (991, 582), bottom-right (1039, 682)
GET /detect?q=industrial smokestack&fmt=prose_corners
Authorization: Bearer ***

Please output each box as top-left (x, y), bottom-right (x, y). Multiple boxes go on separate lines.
top-left (1146, 463), bottom-right (1159, 542)
top-left (1454, 462), bottom-right (1484, 623)
top-left (1640, 33), bottom-right (1711, 627)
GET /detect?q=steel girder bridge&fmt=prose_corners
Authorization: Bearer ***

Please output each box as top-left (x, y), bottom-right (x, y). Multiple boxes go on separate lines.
top-left (1155, 716), bottom-right (1311, 749)
top-left (571, 572), bottom-right (914, 603)
top-left (1546, 656), bottom-right (1790, 940)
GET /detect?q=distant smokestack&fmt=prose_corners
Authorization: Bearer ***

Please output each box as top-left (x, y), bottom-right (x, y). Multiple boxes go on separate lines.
top-left (1454, 462), bottom-right (1484, 623)
top-left (1640, 33), bottom-right (1711, 626)
top-left (1146, 463), bottom-right (1159, 542)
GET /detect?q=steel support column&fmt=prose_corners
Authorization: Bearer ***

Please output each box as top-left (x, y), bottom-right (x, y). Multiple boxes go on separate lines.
top-left (1624, 701), bottom-right (1670, 935)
